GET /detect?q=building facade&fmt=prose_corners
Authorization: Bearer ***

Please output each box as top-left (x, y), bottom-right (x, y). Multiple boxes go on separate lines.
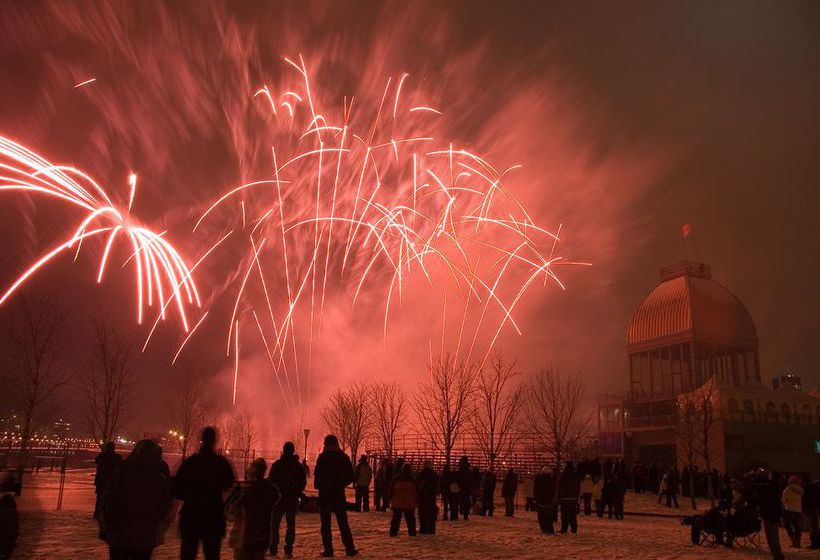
top-left (599, 260), bottom-right (820, 477)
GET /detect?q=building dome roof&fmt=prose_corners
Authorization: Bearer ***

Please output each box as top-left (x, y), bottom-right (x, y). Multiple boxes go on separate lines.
top-left (627, 261), bottom-right (757, 351)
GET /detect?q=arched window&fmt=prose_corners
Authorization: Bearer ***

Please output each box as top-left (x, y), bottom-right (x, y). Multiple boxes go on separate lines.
top-left (816, 406), bottom-right (820, 425)
top-left (728, 398), bottom-right (739, 414)
top-left (742, 399), bottom-right (755, 418)
top-left (802, 405), bottom-right (812, 424)
top-left (780, 403), bottom-right (791, 423)
top-left (765, 401), bottom-right (776, 415)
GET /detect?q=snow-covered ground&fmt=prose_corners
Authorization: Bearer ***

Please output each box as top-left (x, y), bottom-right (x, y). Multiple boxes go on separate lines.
top-left (13, 493), bottom-right (816, 559)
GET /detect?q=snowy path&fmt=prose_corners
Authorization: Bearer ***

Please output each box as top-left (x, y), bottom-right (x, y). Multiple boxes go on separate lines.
top-left (15, 499), bottom-right (815, 560)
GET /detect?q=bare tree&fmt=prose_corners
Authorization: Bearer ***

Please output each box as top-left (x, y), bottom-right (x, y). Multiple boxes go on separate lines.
top-left (2, 295), bottom-right (69, 469)
top-left (80, 317), bottom-right (136, 444)
top-left (526, 367), bottom-right (589, 469)
top-left (166, 370), bottom-right (207, 458)
top-left (414, 353), bottom-right (476, 468)
top-left (370, 381), bottom-right (406, 459)
top-left (470, 351), bottom-right (524, 470)
top-left (321, 382), bottom-right (372, 462)
top-left (227, 411), bottom-right (257, 474)
top-left (676, 377), bottom-right (720, 509)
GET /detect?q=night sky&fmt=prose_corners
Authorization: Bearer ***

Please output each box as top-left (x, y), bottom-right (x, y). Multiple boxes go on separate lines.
top-left (0, 0), bottom-right (818, 439)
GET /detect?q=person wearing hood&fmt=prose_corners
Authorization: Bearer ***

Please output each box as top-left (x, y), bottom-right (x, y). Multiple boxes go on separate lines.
top-left (0, 474), bottom-right (19, 560)
top-left (455, 456), bottom-right (474, 520)
top-left (389, 463), bottom-right (419, 537)
top-left (95, 442), bottom-right (123, 521)
top-left (374, 459), bottom-right (393, 512)
top-left (439, 465), bottom-right (453, 520)
top-left (557, 461), bottom-right (580, 534)
top-left (501, 468), bottom-right (518, 517)
top-left (480, 469), bottom-right (497, 516)
top-left (172, 427), bottom-right (236, 560)
top-left (354, 455), bottom-right (372, 513)
top-left (533, 467), bottom-right (556, 534)
top-left (782, 475), bottom-right (804, 548)
top-left (416, 460), bottom-right (439, 534)
top-left (268, 442), bottom-right (307, 558)
top-left (100, 439), bottom-right (172, 560)
top-left (523, 475), bottom-right (535, 512)
top-left (314, 434), bottom-right (358, 557)
top-left (227, 459), bottom-right (280, 560)
top-left (580, 474), bottom-right (594, 516)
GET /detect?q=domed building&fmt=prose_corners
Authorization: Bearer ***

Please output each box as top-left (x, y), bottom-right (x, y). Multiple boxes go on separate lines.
top-left (598, 260), bottom-right (819, 476)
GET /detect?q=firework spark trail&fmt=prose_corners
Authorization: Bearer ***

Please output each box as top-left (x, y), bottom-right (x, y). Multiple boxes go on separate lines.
top-left (0, 136), bottom-right (199, 332)
top-left (194, 57), bottom-right (585, 413)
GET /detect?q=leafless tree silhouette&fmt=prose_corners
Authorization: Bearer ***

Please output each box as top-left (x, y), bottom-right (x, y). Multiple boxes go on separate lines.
top-left (321, 381), bottom-right (372, 462)
top-left (3, 295), bottom-right (69, 469)
top-left (676, 377), bottom-right (720, 509)
top-left (526, 367), bottom-right (589, 468)
top-left (470, 351), bottom-right (524, 470)
top-left (414, 353), bottom-right (476, 468)
top-left (80, 316), bottom-right (136, 444)
top-left (370, 381), bottom-right (406, 459)
top-left (166, 370), bottom-right (207, 458)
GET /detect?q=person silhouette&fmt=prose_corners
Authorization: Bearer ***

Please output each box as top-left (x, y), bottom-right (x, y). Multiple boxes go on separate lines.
top-left (94, 442), bottom-right (122, 520)
top-left (226, 458), bottom-right (279, 560)
top-left (100, 439), bottom-right (171, 560)
top-left (268, 442), bottom-right (307, 558)
top-left (314, 435), bottom-right (358, 557)
top-left (172, 427), bottom-right (236, 560)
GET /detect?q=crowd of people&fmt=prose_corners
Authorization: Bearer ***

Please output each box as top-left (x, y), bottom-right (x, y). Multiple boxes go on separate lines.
top-left (0, 435), bottom-right (818, 560)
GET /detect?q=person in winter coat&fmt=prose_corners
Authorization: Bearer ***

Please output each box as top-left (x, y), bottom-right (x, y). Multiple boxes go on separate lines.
top-left (100, 439), bottom-right (171, 560)
top-left (755, 471), bottom-right (785, 560)
top-left (314, 435), bottom-right (358, 557)
top-left (557, 462), bottom-right (581, 534)
top-left (227, 459), bottom-right (280, 560)
top-left (523, 476), bottom-right (535, 512)
top-left (657, 473), bottom-right (668, 505)
top-left (455, 457), bottom-right (474, 520)
top-left (95, 442), bottom-right (123, 521)
top-left (802, 479), bottom-right (820, 550)
top-left (602, 474), bottom-right (615, 519)
top-left (666, 468), bottom-right (680, 508)
top-left (389, 463), bottom-right (419, 537)
top-left (416, 460), bottom-right (439, 534)
top-left (480, 469), bottom-right (497, 516)
top-left (649, 463), bottom-right (659, 495)
top-left (0, 475), bottom-right (19, 560)
top-left (172, 427), bottom-right (236, 560)
top-left (592, 476), bottom-right (604, 517)
top-left (354, 455), bottom-right (372, 512)
top-left (439, 466), bottom-right (453, 520)
top-left (782, 475), bottom-right (804, 548)
top-left (612, 475), bottom-right (626, 520)
top-left (470, 466), bottom-right (482, 513)
top-left (267, 442), bottom-right (307, 558)
top-left (580, 474), bottom-right (594, 516)
top-left (374, 459), bottom-right (393, 512)
top-left (501, 469), bottom-right (518, 517)
top-left (533, 467), bottom-right (556, 534)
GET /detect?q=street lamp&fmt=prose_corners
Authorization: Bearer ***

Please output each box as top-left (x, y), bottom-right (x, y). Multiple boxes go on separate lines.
top-left (303, 428), bottom-right (311, 463)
